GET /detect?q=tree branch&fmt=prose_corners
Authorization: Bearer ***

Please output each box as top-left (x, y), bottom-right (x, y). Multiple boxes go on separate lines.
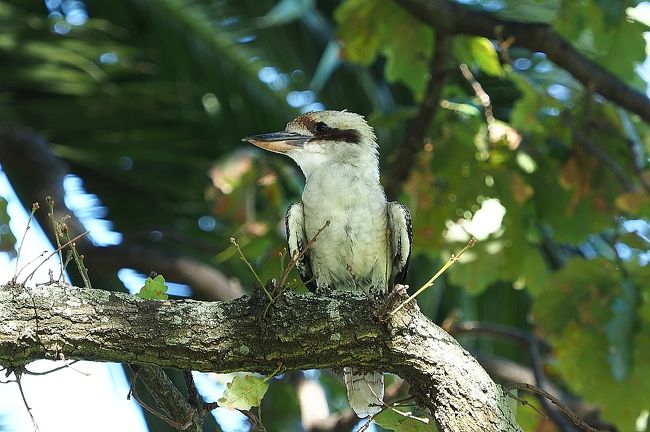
top-left (1, 282), bottom-right (523, 432)
top-left (393, 0), bottom-right (650, 124)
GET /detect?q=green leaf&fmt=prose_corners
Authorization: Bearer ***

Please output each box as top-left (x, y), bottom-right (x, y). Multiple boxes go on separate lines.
top-left (137, 275), bottom-right (169, 300)
top-left (554, 0), bottom-right (645, 82)
top-left (218, 374), bottom-right (269, 411)
top-left (554, 325), bottom-right (650, 432)
top-left (374, 408), bottom-right (435, 432)
top-left (335, 0), bottom-right (386, 65)
top-left (335, 0), bottom-right (433, 96)
top-left (453, 36), bottom-right (504, 78)
top-left (606, 279), bottom-right (638, 381)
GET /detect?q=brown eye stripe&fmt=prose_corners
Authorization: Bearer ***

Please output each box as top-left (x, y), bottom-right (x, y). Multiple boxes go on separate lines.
top-left (310, 128), bottom-right (360, 144)
top-left (289, 114), bottom-right (361, 143)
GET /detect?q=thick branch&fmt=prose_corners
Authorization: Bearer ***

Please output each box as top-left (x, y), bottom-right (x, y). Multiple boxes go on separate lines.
top-left (0, 282), bottom-right (522, 432)
top-left (393, 0), bottom-right (650, 124)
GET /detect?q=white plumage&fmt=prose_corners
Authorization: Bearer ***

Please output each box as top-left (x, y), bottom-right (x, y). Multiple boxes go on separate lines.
top-left (246, 110), bottom-right (412, 417)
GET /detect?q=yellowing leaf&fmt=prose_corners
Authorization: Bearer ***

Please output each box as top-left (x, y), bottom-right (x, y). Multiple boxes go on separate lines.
top-left (615, 190), bottom-right (650, 215)
top-left (218, 374), bottom-right (269, 411)
top-left (510, 173), bottom-right (534, 204)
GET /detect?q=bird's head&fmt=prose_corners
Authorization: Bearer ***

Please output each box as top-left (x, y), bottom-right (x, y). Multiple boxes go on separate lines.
top-left (243, 110), bottom-right (378, 177)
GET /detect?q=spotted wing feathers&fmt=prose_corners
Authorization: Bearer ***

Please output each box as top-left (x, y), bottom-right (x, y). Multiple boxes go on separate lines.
top-left (387, 202), bottom-right (412, 285)
top-left (285, 202), bottom-right (316, 292)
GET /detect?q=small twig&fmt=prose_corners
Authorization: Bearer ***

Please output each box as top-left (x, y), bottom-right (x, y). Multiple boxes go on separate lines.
top-left (504, 383), bottom-right (604, 432)
top-left (60, 230), bottom-right (92, 290)
top-left (389, 238), bottom-right (476, 316)
top-left (505, 388), bottom-right (548, 419)
top-left (12, 369), bottom-right (41, 431)
top-left (356, 407), bottom-right (386, 432)
top-left (21, 231), bottom-right (90, 283)
top-left (240, 409), bottom-right (268, 432)
top-left (127, 366), bottom-right (190, 430)
top-left (13, 202), bottom-right (40, 278)
top-left (13, 250), bottom-right (48, 281)
top-left (278, 248), bottom-right (286, 275)
top-left (45, 196), bottom-right (66, 281)
top-left (617, 109), bottom-right (650, 193)
top-left (230, 237), bottom-right (270, 301)
top-left (23, 360), bottom-right (86, 376)
top-left (130, 385), bottom-right (179, 428)
top-left (459, 63), bottom-right (496, 135)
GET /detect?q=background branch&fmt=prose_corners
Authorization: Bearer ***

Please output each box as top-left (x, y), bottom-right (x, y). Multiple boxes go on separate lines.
top-left (385, 31), bottom-right (451, 198)
top-left (393, 0), bottom-right (650, 124)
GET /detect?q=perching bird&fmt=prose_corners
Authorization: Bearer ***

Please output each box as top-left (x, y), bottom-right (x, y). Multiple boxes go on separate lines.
top-left (244, 110), bottom-right (412, 417)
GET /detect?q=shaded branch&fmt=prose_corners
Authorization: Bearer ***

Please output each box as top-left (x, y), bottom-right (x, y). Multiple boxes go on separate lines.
top-left (0, 282), bottom-right (522, 432)
top-left (129, 365), bottom-right (202, 432)
top-left (385, 31), bottom-right (452, 198)
top-left (393, 0), bottom-right (650, 124)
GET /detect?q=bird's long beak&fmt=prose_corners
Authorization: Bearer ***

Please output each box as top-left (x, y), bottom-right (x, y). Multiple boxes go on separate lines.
top-left (242, 132), bottom-right (309, 154)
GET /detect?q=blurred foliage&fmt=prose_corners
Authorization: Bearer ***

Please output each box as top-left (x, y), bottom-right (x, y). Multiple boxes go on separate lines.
top-left (0, 197), bottom-right (16, 255)
top-left (1, 0), bottom-right (650, 431)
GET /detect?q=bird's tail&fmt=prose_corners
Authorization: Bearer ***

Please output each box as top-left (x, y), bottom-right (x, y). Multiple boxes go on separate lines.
top-left (343, 367), bottom-right (384, 417)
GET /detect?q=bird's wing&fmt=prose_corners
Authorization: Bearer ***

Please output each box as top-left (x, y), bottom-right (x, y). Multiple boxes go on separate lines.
top-left (285, 202), bottom-right (317, 292)
top-left (387, 202), bottom-right (412, 285)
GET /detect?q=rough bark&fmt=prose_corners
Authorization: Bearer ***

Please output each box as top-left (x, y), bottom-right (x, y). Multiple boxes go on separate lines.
top-left (0, 282), bottom-right (521, 432)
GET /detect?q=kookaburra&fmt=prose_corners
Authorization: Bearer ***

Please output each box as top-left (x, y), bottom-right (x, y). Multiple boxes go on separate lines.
top-left (244, 110), bottom-right (412, 417)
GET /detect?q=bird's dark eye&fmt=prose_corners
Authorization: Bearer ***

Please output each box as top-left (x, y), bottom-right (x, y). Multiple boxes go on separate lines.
top-left (313, 122), bottom-right (329, 134)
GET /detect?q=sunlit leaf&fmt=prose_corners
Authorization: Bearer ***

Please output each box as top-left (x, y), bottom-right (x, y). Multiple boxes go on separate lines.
top-left (137, 275), bottom-right (169, 300)
top-left (218, 374), bottom-right (269, 411)
top-left (374, 408), bottom-right (435, 432)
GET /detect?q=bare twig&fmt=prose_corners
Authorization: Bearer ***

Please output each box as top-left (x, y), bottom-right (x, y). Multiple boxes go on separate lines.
top-left (21, 230), bottom-right (90, 283)
top-left (460, 63), bottom-right (495, 131)
top-left (13, 202), bottom-right (39, 277)
top-left (23, 360), bottom-right (86, 376)
top-left (389, 237), bottom-right (476, 315)
top-left (230, 237), bottom-right (266, 296)
top-left (240, 409), bottom-right (268, 432)
top-left (504, 383), bottom-right (603, 432)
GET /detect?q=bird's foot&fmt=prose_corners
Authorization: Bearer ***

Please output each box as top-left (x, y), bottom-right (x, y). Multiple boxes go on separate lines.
top-left (376, 284), bottom-right (409, 323)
